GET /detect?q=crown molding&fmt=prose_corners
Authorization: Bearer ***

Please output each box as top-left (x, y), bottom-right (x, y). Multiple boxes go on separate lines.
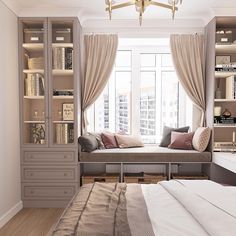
top-left (1, 0), bottom-right (21, 15)
top-left (82, 19), bottom-right (204, 37)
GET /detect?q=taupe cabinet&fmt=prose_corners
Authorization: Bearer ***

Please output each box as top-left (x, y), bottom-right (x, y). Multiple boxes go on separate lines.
top-left (19, 17), bottom-right (81, 207)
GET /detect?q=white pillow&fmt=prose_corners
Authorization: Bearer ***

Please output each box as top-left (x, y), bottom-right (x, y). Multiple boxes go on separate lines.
top-left (192, 127), bottom-right (211, 152)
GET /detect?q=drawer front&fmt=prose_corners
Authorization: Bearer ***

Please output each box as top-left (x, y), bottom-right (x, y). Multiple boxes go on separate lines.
top-left (23, 152), bottom-right (76, 164)
top-left (22, 166), bottom-right (77, 182)
top-left (23, 185), bottom-right (77, 200)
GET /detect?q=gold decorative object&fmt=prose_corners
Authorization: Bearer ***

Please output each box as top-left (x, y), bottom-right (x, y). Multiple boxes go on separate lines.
top-left (105, 0), bottom-right (182, 26)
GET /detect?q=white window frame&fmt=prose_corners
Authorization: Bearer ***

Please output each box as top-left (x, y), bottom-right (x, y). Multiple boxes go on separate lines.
top-left (87, 44), bottom-right (192, 143)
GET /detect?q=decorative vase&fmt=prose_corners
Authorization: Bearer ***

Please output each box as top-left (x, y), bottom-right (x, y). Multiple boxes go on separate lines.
top-left (222, 108), bottom-right (231, 118)
top-left (215, 87), bottom-right (222, 99)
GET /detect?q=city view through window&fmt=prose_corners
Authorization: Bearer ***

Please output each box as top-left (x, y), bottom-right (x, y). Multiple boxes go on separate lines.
top-left (87, 39), bottom-right (192, 143)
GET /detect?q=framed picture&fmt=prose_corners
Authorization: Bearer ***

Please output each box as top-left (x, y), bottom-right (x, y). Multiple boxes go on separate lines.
top-left (216, 55), bottom-right (231, 65)
top-left (62, 103), bottom-right (74, 121)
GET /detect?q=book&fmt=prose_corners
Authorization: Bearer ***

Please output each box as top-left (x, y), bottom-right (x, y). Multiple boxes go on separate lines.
top-left (25, 73), bottom-right (44, 96)
top-left (55, 123), bottom-right (71, 144)
top-left (52, 47), bottom-right (73, 70)
top-left (65, 47), bottom-right (73, 70)
top-left (225, 75), bottom-right (236, 99)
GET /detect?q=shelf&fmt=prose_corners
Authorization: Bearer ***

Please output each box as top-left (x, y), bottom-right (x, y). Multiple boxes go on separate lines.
top-left (22, 43), bottom-right (44, 52)
top-left (24, 96), bottom-right (73, 100)
top-left (214, 124), bottom-right (236, 128)
top-left (215, 44), bottom-right (236, 54)
top-left (215, 99), bottom-right (236, 102)
top-left (24, 96), bottom-right (44, 100)
top-left (53, 121), bottom-right (74, 124)
top-left (52, 70), bottom-right (73, 76)
top-left (215, 71), bottom-right (236, 78)
top-left (52, 43), bottom-right (73, 48)
top-left (23, 69), bottom-right (44, 74)
top-left (24, 121), bottom-right (45, 124)
top-left (53, 96), bottom-right (73, 100)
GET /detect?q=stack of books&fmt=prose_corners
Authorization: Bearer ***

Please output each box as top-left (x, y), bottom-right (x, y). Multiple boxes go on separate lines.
top-left (24, 73), bottom-right (44, 96)
top-left (215, 64), bottom-right (236, 72)
top-left (55, 123), bottom-right (74, 144)
top-left (52, 47), bottom-right (73, 70)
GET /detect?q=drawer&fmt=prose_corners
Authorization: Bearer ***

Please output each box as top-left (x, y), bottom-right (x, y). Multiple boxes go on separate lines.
top-left (23, 152), bottom-right (76, 164)
top-left (22, 166), bottom-right (78, 182)
top-left (81, 174), bottom-right (119, 185)
top-left (124, 173), bottom-right (167, 184)
top-left (172, 174), bottom-right (209, 180)
top-left (22, 184), bottom-right (77, 200)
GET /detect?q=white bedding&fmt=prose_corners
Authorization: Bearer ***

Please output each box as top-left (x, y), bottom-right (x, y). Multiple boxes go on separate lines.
top-left (141, 180), bottom-right (236, 236)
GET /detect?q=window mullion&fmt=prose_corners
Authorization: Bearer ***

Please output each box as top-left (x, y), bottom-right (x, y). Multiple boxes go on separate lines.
top-left (131, 48), bottom-right (141, 136)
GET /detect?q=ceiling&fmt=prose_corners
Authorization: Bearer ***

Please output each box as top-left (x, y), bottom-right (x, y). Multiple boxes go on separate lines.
top-left (2, 0), bottom-right (236, 24)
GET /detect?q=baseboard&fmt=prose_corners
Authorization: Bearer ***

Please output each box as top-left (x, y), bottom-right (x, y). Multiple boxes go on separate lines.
top-left (0, 201), bottom-right (23, 228)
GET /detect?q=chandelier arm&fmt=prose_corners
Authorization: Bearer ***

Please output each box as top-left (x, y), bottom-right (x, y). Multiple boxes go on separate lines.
top-left (105, 1), bottom-right (135, 11)
top-left (149, 1), bottom-right (178, 11)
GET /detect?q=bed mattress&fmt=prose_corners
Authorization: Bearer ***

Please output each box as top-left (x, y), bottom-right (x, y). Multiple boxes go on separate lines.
top-left (50, 180), bottom-right (236, 236)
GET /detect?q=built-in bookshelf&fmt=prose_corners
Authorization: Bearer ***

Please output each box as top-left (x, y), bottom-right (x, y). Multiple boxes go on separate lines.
top-left (19, 17), bottom-right (81, 207)
top-left (211, 17), bottom-right (236, 152)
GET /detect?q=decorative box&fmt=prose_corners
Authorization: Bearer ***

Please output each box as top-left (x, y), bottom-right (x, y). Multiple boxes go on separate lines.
top-left (24, 28), bottom-right (44, 43)
top-left (216, 29), bottom-right (233, 44)
top-left (52, 28), bottom-right (72, 43)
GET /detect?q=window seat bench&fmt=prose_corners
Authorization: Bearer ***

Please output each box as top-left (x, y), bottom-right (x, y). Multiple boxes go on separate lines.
top-left (79, 146), bottom-right (212, 163)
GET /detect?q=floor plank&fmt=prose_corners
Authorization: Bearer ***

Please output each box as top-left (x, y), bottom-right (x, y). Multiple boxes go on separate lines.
top-left (0, 208), bottom-right (64, 236)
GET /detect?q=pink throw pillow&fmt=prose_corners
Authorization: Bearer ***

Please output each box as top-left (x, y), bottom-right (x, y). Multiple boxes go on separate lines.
top-left (101, 132), bottom-right (118, 149)
top-left (168, 131), bottom-right (194, 150)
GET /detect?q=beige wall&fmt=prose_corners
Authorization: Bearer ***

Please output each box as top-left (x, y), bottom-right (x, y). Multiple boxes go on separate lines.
top-left (0, 1), bottom-right (21, 227)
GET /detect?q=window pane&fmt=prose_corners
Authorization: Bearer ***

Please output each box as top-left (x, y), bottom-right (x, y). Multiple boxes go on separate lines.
top-left (115, 51), bottom-right (131, 67)
top-left (161, 54), bottom-right (173, 67)
top-left (161, 71), bottom-right (179, 131)
top-left (140, 72), bottom-right (156, 143)
top-left (94, 86), bottom-right (109, 131)
top-left (141, 54), bottom-right (156, 67)
top-left (115, 72), bottom-right (131, 133)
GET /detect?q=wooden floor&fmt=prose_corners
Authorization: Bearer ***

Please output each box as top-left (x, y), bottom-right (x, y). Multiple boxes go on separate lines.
top-left (0, 208), bottom-right (64, 236)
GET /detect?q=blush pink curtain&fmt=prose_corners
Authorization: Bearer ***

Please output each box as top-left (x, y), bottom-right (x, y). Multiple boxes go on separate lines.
top-left (170, 34), bottom-right (206, 127)
top-left (82, 34), bottom-right (118, 131)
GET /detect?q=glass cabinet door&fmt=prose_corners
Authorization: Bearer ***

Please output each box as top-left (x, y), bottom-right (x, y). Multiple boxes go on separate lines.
top-left (20, 19), bottom-right (48, 145)
top-left (49, 19), bottom-right (76, 145)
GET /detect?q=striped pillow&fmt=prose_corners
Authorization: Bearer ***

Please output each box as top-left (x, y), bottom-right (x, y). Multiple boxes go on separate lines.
top-left (192, 127), bottom-right (211, 152)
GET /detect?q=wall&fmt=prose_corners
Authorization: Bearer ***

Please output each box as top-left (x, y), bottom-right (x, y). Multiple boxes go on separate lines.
top-left (0, 0), bottom-right (21, 228)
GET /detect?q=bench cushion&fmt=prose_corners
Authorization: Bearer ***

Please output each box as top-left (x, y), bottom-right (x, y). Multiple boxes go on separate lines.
top-left (79, 146), bottom-right (211, 163)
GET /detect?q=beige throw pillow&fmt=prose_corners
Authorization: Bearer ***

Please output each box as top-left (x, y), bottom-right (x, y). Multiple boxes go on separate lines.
top-left (192, 127), bottom-right (211, 152)
top-left (115, 134), bottom-right (144, 148)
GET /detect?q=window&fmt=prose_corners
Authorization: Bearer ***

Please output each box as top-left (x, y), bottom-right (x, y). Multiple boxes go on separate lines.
top-left (87, 39), bottom-right (192, 143)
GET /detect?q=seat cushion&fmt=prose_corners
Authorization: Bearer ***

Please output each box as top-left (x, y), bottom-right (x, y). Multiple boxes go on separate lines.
top-left (79, 146), bottom-right (211, 163)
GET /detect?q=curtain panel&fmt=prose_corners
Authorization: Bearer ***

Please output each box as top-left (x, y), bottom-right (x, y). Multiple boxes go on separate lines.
top-left (82, 34), bottom-right (118, 131)
top-left (170, 34), bottom-right (206, 127)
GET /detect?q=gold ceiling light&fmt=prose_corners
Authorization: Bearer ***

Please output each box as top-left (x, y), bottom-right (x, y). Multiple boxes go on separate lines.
top-left (105, 0), bottom-right (182, 26)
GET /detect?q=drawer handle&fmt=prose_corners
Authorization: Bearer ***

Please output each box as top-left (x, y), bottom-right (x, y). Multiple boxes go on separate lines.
top-left (64, 173), bottom-right (68, 176)
top-left (64, 191), bottom-right (68, 194)
top-left (30, 155), bottom-right (34, 159)
top-left (64, 155), bottom-right (68, 159)
top-left (30, 190), bottom-right (35, 194)
top-left (30, 173), bottom-right (34, 176)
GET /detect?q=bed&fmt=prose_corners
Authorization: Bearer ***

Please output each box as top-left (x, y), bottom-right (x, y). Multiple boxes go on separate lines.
top-left (50, 180), bottom-right (236, 236)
